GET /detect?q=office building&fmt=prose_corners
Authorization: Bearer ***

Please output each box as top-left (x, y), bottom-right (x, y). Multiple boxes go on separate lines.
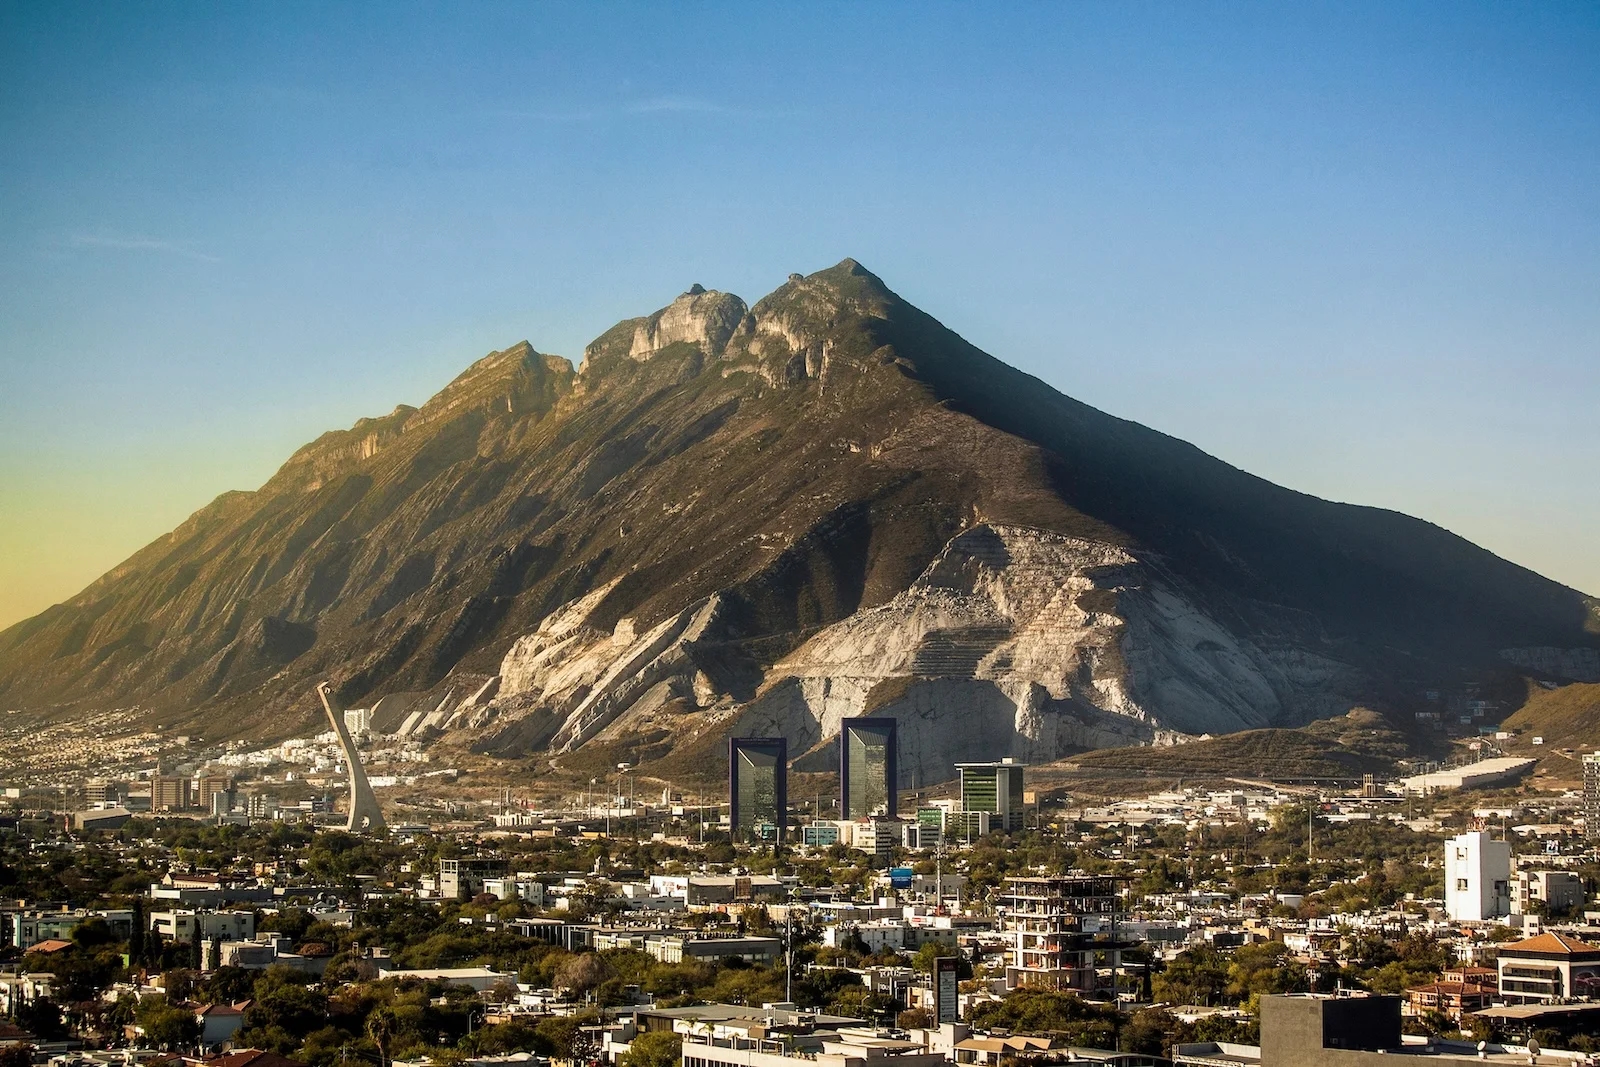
top-left (1585, 752), bottom-right (1600, 839)
top-left (197, 775), bottom-right (233, 813)
top-left (1001, 876), bottom-right (1123, 992)
top-left (728, 736), bottom-right (787, 844)
top-left (1497, 931), bottom-right (1600, 1003)
top-left (840, 717), bottom-right (896, 820)
top-left (152, 774), bottom-right (192, 812)
top-left (957, 758), bottom-right (1026, 833)
top-left (1444, 830), bottom-right (1510, 921)
top-left (83, 780), bottom-right (122, 805)
top-left (439, 857), bottom-right (509, 900)
top-left (1513, 870), bottom-right (1585, 917)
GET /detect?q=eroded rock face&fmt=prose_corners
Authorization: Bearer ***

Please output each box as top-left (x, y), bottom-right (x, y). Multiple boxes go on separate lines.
top-left (629, 287), bottom-right (748, 360)
top-left (6, 257), bottom-right (1591, 757)
top-left (468, 523), bottom-right (1363, 784)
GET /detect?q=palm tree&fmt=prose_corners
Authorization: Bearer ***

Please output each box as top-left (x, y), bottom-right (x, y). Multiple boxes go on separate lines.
top-left (366, 1006), bottom-right (397, 1067)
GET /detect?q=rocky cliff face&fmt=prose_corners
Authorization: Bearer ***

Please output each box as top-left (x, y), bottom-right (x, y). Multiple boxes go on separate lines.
top-left (2, 260), bottom-right (1596, 785)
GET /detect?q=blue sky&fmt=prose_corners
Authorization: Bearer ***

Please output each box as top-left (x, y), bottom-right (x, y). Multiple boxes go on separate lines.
top-left (2, 1), bottom-right (1597, 627)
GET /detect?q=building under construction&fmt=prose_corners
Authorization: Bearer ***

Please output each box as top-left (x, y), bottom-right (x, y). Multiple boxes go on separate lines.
top-left (1001, 875), bottom-right (1128, 993)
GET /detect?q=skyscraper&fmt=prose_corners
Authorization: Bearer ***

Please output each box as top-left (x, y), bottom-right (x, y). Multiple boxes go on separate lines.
top-left (957, 758), bottom-right (1027, 833)
top-left (152, 774), bottom-right (192, 811)
top-left (729, 736), bottom-right (787, 844)
top-left (1584, 752), bottom-right (1600, 839)
top-left (840, 717), bottom-right (897, 820)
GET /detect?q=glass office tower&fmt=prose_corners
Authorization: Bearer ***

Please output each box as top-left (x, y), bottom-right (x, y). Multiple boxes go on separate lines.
top-left (729, 737), bottom-right (787, 844)
top-left (957, 758), bottom-right (1026, 832)
top-left (840, 717), bottom-right (898, 820)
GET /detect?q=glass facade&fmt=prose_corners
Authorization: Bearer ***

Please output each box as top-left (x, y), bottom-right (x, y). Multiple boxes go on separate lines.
top-left (841, 718), bottom-right (897, 820)
top-left (729, 737), bottom-right (786, 843)
top-left (958, 760), bottom-right (1026, 832)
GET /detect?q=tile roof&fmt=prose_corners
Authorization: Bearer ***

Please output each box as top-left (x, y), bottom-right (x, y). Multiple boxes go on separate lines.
top-left (1501, 931), bottom-right (1600, 956)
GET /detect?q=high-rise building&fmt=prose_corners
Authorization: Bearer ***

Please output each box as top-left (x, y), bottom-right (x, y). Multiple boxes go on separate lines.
top-left (344, 708), bottom-right (373, 737)
top-left (84, 780), bottom-right (122, 805)
top-left (1445, 830), bottom-right (1511, 921)
top-left (152, 775), bottom-right (192, 811)
top-left (1584, 752), bottom-right (1600, 839)
top-left (729, 737), bottom-right (788, 844)
top-left (840, 717), bottom-right (897, 820)
top-left (1002, 876), bottom-right (1124, 991)
top-left (957, 758), bottom-right (1027, 832)
top-left (197, 775), bottom-right (233, 812)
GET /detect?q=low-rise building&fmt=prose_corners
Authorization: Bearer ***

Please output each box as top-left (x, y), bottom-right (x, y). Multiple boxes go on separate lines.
top-left (150, 909), bottom-right (256, 944)
top-left (12, 908), bottom-right (136, 950)
top-left (439, 858), bottom-right (509, 900)
top-left (1405, 980), bottom-right (1494, 1022)
top-left (1512, 870), bottom-right (1585, 917)
top-left (686, 876), bottom-right (786, 908)
top-left (645, 934), bottom-right (781, 965)
top-left (1496, 931), bottom-right (1600, 1003)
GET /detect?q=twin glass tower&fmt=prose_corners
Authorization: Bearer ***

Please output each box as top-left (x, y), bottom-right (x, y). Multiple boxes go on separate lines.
top-left (729, 716), bottom-right (899, 843)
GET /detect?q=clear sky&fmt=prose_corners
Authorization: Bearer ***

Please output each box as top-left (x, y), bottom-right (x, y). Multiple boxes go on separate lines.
top-left (2, 2), bottom-right (1597, 630)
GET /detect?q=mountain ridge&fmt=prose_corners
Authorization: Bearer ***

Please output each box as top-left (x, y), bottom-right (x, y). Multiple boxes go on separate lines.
top-left (3, 259), bottom-right (1596, 784)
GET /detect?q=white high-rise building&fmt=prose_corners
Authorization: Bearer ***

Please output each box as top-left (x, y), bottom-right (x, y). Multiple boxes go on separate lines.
top-left (1445, 830), bottom-right (1511, 921)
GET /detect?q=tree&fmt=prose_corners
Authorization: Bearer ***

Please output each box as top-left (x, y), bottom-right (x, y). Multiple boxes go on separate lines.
top-left (1226, 943), bottom-right (1307, 1002)
top-left (13, 1000), bottom-right (65, 1042)
top-left (0, 1047), bottom-right (34, 1067)
top-left (128, 900), bottom-right (147, 964)
top-left (138, 996), bottom-right (201, 1051)
top-left (204, 966), bottom-right (255, 1005)
top-left (72, 917), bottom-right (116, 949)
top-left (366, 1005), bottom-right (397, 1067)
top-left (556, 953), bottom-right (611, 996)
top-left (620, 1031), bottom-right (681, 1067)
top-left (1153, 946), bottom-right (1229, 1006)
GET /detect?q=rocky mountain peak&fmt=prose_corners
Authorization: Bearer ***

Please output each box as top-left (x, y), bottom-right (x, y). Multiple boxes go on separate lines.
top-left (628, 286), bottom-right (748, 361)
top-left (3, 257), bottom-right (1595, 780)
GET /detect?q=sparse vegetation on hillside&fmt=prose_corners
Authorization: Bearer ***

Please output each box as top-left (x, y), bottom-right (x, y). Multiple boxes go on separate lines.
top-left (1071, 709), bottom-right (1410, 781)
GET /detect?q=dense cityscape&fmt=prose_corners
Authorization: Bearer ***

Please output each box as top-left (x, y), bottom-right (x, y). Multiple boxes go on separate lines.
top-left (5, 7), bottom-right (1598, 1067)
top-left (6, 710), bottom-right (1600, 1067)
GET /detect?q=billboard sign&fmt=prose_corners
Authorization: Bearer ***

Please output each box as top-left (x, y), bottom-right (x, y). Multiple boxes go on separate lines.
top-left (935, 956), bottom-right (960, 1023)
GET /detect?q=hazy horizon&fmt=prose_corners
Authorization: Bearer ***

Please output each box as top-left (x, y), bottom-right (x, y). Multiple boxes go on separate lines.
top-left (3, 2), bottom-right (1597, 629)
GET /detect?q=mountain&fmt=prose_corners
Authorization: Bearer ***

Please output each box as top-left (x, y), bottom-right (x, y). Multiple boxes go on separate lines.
top-left (2, 260), bottom-right (1596, 786)
top-left (1498, 681), bottom-right (1600, 763)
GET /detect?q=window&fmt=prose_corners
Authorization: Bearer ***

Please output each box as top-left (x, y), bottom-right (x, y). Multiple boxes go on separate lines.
top-left (1456, 879), bottom-right (1470, 891)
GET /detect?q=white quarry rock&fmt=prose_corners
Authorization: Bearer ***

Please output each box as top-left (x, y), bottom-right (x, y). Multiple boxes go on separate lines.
top-left (474, 522), bottom-right (1362, 782)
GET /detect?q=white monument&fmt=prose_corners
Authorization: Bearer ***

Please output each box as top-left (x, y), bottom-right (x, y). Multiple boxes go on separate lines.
top-left (317, 682), bottom-right (386, 832)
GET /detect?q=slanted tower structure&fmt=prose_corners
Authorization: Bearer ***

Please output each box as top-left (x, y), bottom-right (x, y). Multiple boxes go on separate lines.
top-left (316, 682), bottom-right (386, 832)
